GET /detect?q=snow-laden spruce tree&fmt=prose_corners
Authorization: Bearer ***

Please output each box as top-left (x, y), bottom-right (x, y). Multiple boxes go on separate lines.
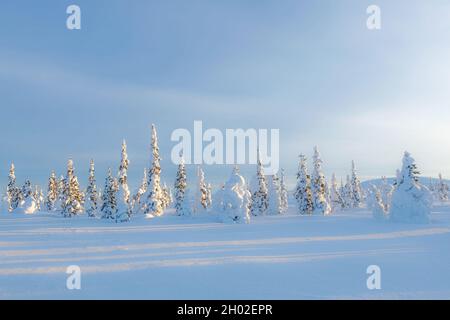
top-left (17, 180), bottom-right (37, 214)
top-left (250, 150), bottom-right (268, 216)
top-left (45, 171), bottom-right (58, 212)
top-left (437, 173), bottom-right (449, 202)
top-left (101, 168), bottom-right (121, 221)
top-left (379, 176), bottom-right (393, 212)
top-left (85, 160), bottom-right (99, 217)
top-left (195, 166), bottom-right (211, 213)
top-left (368, 184), bottom-right (388, 221)
top-left (294, 154), bottom-right (313, 215)
top-left (342, 175), bottom-right (353, 209)
top-left (142, 125), bottom-right (164, 216)
top-left (215, 166), bottom-right (251, 224)
top-left (7, 163), bottom-right (21, 212)
top-left (174, 153), bottom-right (191, 216)
top-left (132, 168), bottom-right (147, 213)
top-left (279, 169), bottom-right (289, 213)
top-left (34, 186), bottom-right (44, 212)
top-left (267, 174), bottom-right (282, 215)
top-left (390, 152), bottom-right (432, 223)
top-left (117, 140), bottom-right (132, 220)
top-left (350, 161), bottom-right (363, 208)
top-left (61, 159), bottom-right (84, 217)
top-left (311, 147), bottom-right (331, 215)
top-left (330, 173), bottom-right (344, 211)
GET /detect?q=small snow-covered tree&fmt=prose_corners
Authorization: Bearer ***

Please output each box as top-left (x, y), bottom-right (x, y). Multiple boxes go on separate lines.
top-left (330, 173), bottom-right (344, 211)
top-left (390, 152), bottom-right (431, 223)
top-left (279, 169), bottom-right (289, 213)
top-left (342, 175), bottom-right (353, 209)
top-left (379, 176), bottom-right (393, 212)
top-left (7, 163), bottom-right (21, 212)
top-left (267, 174), bottom-right (282, 215)
top-left (174, 153), bottom-right (190, 216)
top-left (45, 171), bottom-right (58, 212)
top-left (161, 183), bottom-right (173, 209)
top-left (437, 173), bottom-right (449, 202)
top-left (33, 186), bottom-right (44, 211)
top-left (101, 168), bottom-right (119, 221)
top-left (311, 147), bottom-right (331, 215)
top-left (132, 168), bottom-right (147, 213)
top-left (350, 161), bottom-right (363, 208)
top-left (61, 159), bottom-right (84, 217)
top-left (215, 167), bottom-right (251, 224)
top-left (117, 140), bottom-right (132, 220)
top-left (195, 166), bottom-right (211, 213)
top-left (17, 180), bottom-right (37, 214)
top-left (85, 160), bottom-right (99, 217)
top-left (368, 184), bottom-right (387, 221)
top-left (250, 150), bottom-right (269, 216)
top-left (294, 155), bottom-right (313, 215)
top-left (142, 125), bottom-right (164, 216)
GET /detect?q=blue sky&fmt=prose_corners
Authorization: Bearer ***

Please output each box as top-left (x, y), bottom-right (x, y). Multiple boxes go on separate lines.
top-left (1, 0), bottom-right (450, 189)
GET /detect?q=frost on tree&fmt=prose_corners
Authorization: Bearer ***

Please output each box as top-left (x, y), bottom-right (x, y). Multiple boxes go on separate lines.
top-left (279, 169), bottom-right (289, 213)
top-left (101, 168), bottom-right (121, 221)
top-left (390, 152), bottom-right (432, 223)
top-left (311, 147), bottom-right (331, 215)
top-left (195, 166), bottom-right (211, 214)
top-left (85, 160), bottom-right (99, 217)
top-left (437, 173), bottom-right (449, 202)
top-left (267, 174), bottom-right (282, 215)
top-left (294, 154), bottom-right (313, 215)
top-left (17, 180), bottom-right (37, 214)
top-left (174, 153), bottom-right (191, 216)
top-left (45, 171), bottom-right (58, 212)
top-left (215, 167), bottom-right (251, 224)
top-left (61, 159), bottom-right (84, 217)
top-left (117, 140), bottom-right (132, 220)
top-left (350, 161), bottom-right (363, 208)
top-left (250, 150), bottom-right (268, 216)
top-left (6, 163), bottom-right (21, 212)
top-left (330, 173), bottom-right (344, 211)
top-left (368, 184), bottom-right (388, 221)
top-left (142, 125), bottom-right (164, 217)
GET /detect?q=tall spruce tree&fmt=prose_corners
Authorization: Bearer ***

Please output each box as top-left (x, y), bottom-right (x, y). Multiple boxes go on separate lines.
top-left (330, 173), bottom-right (344, 210)
top-left (45, 171), bottom-right (58, 212)
top-left (250, 149), bottom-right (269, 216)
top-left (267, 174), bottom-right (283, 215)
top-left (279, 168), bottom-right (289, 213)
top-left (311, 147), bottom-right (331, 215)
top-left (117, 140), bottom-right (132, 219)
top-left (61, 159), bottom-right (84, 217)
top-left (142, 125), bottom-right (164, 216)
top-left (294, 154), bottom-right (313, 215)
top-left (85, 160), bottom-right (99, 217)
top-left (7, 163), bottom-right (20, 212)
top-left (101, 168), bottom-right (119, 220)
top-left (350, 160), bottom-right (363, 208)
top-left (174, 153), bottom-right (190, 216)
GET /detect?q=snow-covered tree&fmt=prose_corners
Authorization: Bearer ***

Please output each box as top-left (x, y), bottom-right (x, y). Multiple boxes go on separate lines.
top-left (195, 166), bottom-right (211, 213)
top-left (142, 125), bottom-right (164, 216)
top-left (350, 160), bottom-right (363, 208)
top-left (61, 159), bottom-right (84, 217)
top-left (101, 168), bottom-right (120, 221)
top-left (294, 155), bottom-right (313, 215)
top-left (379, 176), bottom-right (394, 212)
top-left (342, 175), bottom-right (353, 209)
top-left (33, 185), bottom-right (44, 211)
top-left (437, 173), bottom-right (449, 202)
top-left (174, 153), bottom-right (190, 216)
top-left (267, 174), bottom-right (282, 215)
top-left (161, 183), bottom-right (173, 209)
top-left (132, 168), bottom-right (147, 213)
top-left (45, 171), bottom-right (58, 212)
top-left (250, 150), bottom-right (269, 216)
top-left (85, 160), bottom-right (99, 217)
top-left (368, 184), bottom-right (387, 221)
top-left (279, 169), bottom-right (289, 213)
top-left (117, 140), bottom-right (132, 220)
top-left (330, 173), bottom-right (344, 211)
top-left (7, 163), bottom-right (21, 212)
top-left (17, 180), bottom-right (37, 214)
top-left (215, 167), bottom-right (251, 224)
top-left (390, 152), bottom-right (431, 223)
top-left (311, 147), bottom-right (331, 215)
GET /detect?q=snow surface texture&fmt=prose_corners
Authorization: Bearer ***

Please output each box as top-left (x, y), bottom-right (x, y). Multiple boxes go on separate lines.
top-left (1, 203), bottom-right (450, 299)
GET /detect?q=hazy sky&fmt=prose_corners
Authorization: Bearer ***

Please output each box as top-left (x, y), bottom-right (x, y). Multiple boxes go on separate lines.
top-left (1, 0), bottom-right (450, 189)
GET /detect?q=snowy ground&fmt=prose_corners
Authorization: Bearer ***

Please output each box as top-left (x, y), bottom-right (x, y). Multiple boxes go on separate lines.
top-left (0, 205), bottom-right (449, 299)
